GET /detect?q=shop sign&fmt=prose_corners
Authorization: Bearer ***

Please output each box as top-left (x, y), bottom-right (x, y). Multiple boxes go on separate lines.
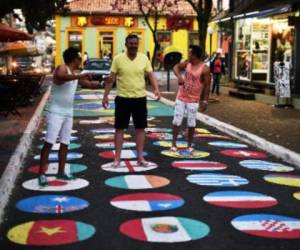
top-left (91, 16), bottom-right (121, 26)
top-left (72, 16), bottom-right (137, 27)
top-left (77, 16), bottom-right (88, 27)
top-left (167, 17), bottom-right (193, 31)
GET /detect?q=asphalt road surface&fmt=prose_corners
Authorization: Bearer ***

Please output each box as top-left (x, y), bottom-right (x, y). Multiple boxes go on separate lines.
top-left (0, 89), bottom-right (300, 250)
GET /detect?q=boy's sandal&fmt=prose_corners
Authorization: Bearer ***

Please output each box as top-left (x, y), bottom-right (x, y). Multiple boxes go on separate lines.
top-left (187, 147), bottom-right (195, 153)
top-left (111, 161), bottom-right (121, 168)
top-left (170, 147), bottom-right (178, 152)
top-left (38, 175), bottom-right (48, 187)
top-left (137, 160), bottom-right (151, 167)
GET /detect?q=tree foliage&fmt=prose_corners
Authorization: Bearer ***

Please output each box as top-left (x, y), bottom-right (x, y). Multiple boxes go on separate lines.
top-left (0, 0), bottom-right (69, 33)
top-left (184, 0), bottom-right (213, 54)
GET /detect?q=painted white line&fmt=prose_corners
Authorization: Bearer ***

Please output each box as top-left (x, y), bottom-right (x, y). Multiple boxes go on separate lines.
top-left (0, 87), bottom-right (51, 223)
top-left (147, 91), bottom-right (300, 167)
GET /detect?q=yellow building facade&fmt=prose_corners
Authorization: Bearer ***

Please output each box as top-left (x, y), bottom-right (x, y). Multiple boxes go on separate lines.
top-left (55, 14), bottom-right (218, 67)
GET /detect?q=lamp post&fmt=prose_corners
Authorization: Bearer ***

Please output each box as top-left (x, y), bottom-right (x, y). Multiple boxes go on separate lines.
top-left (207, 26), bottom-right (214, 66)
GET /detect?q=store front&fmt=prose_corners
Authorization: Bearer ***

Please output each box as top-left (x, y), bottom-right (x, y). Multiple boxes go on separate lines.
top-left (233, 12), bottom-right (296, 91)
top-left (55, 0), bottom-right (220, 68)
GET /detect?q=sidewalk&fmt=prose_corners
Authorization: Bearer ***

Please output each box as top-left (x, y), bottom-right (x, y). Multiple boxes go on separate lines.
top-left (0, 76), bottom-right (51, 178)
top-left (151, 76), bottom-right (300, 154)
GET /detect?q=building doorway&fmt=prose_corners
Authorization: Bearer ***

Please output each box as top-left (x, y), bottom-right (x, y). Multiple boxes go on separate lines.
top-left (98, 30), bottom-right (115, 59)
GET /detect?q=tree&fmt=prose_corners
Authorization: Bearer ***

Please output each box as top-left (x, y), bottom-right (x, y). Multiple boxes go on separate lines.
top-left (184, 0), bottom-right (213, 54)
top-left (112, 0), bottom-right (180, 67)
top-left (0, 0), bottom-right (68, 33)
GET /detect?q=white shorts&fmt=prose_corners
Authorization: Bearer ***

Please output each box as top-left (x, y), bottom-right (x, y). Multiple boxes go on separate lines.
top-left (172, 99), bottom-right (199, 128)
top-left (45, 112), bottom-right (73, 145)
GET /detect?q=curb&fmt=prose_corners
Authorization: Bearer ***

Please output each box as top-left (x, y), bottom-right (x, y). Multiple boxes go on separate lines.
top-left (0, 87), bottom-right (50, 223)
top-left (147, 91), bottom-right (300, 167)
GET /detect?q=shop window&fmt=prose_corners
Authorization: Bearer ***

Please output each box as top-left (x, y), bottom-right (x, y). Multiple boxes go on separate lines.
top-left (189, 32), bottom-right (200, 47)
top-left (68, 31), bottom-right (83, 54)
top-left (157, 31), bottom-right (172, 52)
top-left (235, 19), bottom-right (252, 81)
top-left (99, 31), bottom-right (114, 59)
top-left (251, 21), bottom-right (270, 82)
top-left (270, 20), bottom-right (294, 84)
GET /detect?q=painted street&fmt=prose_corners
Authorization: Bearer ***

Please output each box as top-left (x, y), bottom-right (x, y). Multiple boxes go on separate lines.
top-left (0, 89), bottom-right (300, 250)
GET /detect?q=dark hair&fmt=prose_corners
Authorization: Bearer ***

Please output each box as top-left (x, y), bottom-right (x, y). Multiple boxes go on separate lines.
top-left (189, 45), bottom-right (202, 59)
top-left (63, 47), bottom-right (81, 64)
top-left (126, 34), bottom-right (139, 43)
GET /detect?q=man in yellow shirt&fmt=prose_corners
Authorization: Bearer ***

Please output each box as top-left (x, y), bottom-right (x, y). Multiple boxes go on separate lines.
top-left (102, 34), bottom-right (161, 167)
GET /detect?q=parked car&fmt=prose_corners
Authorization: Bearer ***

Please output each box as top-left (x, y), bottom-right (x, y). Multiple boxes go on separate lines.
top-left (12, 57), bottom-right (44, 75)
top-left (81, 58), bottom-right (111, 87)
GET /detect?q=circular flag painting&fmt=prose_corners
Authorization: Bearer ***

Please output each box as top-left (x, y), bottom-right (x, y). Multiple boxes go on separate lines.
top-left (203, 191), bottom-right (277, 209)
top-left (293, 191), bottom-right (300, 201)
top-left (208, 141), bottom-right (248, 149)
top-left (105, 175), bottom-right (170, 190)
top-left (79, 118), bottom-right (113, 125)
top-left (231, 214), bottom-right (300, 239)
top-left (171, 160), bottom-right (227, 171)
top-left (75, 102), bottom-right (110, 110)
top-left (38, 143), bottom-right (81, 151)
top-left (120, 216), bottom-right (209, 243)
top-left (221, 150), bottom-right (268, 159)
top-left (194, 134), bottom-right (231, 140)
top-left (28, 163), bottom-right (87, 175)
top-left (153, 141), bottom-right (194, 149)
top-left (239, 160), bottom-right (294, 172)
top-left (94, 134), bottom-right (131, 141)
top-left (16, 195), bottom-right (89, 214)
top-left (195, 128), bottom-right (211, 134)
top-left (101, 161), bottom-right (158, 173)
top-left (145, 128), bottom-right (172, 133)
top-left (99, 150), bottom-right (147, 160)
top-left (187, 174), bottom-right (249, 187)
top-left (161, 149), bottom-right (210, 159)
top-left (264, 174), bottom-right (300, 188)
top-left (91, 128), bottom-right (115, 134)
top-left (111, 193), bottom-right (184, 212)
top-left (22, 177), bottom-right (89, 192)
top-left (34, 152), bottom-right (83, 161)
top-left (7, 220), bottom-right (96, 246)
top-left (146, 133), bottom-right (182, 140)
top-left (95, 142), bottom-right (136, 149)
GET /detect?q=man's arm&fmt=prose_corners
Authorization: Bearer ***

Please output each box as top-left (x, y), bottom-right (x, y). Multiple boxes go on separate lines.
top-left (173, 60), bottom-right (188, 85)
top-left (54, 65), bottom-right (90, 85)
top-left (200, 65), bottom-right (211, 112)
top-left (147, 72), bottom-right (161, 100)
top-left (79, 79), bottom-right (101, 89)
top-left (102, 72), bottom-right (116, 108)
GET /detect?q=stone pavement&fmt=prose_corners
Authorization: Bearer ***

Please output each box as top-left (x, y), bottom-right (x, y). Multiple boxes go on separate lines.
top-left (0, 88), bottom-right (300, 249)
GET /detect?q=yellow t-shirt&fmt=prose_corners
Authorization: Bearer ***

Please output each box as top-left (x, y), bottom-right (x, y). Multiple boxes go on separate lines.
top-left (110, 52), bottom-right (153, 98)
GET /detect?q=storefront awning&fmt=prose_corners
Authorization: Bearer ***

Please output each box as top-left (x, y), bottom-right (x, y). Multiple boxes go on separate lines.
top-left (211, 0), bottom-right (298, 23)
top-left (233, 5), bottom-right (293, 20)
top-left (211, 0), bottom-right (293, 22)
top-left (0, 23), bottom-right (33, 42)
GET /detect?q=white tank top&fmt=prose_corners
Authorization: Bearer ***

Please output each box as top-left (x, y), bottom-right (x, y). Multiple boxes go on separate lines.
top-left (47, 66), bottom-right (78, 117)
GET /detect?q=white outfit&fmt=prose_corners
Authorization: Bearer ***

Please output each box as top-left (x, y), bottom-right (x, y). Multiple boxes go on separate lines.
top-left (172, 99), bottom-right (198, 128)
top-left (45, 113), bottom-right (73, 145)
top-left (45, 67), bottom-right (78, 145)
